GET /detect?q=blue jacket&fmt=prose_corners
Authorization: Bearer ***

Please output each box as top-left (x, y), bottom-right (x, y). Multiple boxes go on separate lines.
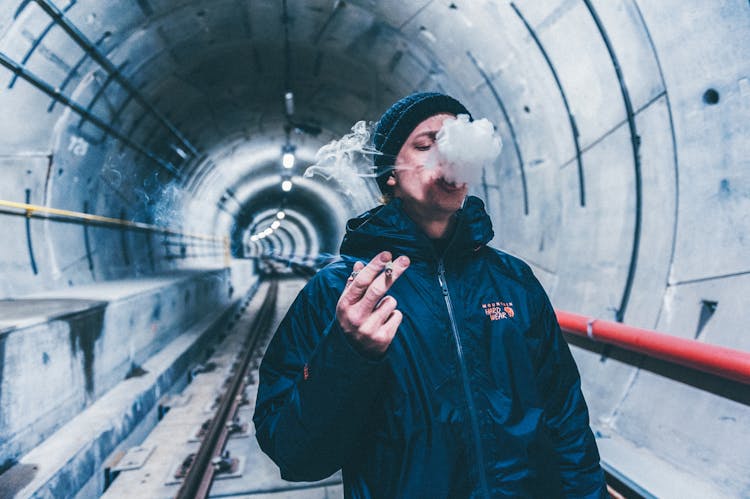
top-left (254, 196), bottom-right (607, 498)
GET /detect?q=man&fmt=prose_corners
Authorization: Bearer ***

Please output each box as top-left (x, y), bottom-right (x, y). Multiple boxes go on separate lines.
top-left (253, 92), bottom-right (608, 498)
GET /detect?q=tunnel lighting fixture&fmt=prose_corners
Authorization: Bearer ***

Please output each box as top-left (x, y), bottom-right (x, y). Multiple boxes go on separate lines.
top-left (285, 91), bottom-right (295, 116)
top-left (271, 220), bottom-right (281, 230)
top-left (281, 179), bottom-right (293, 192)
top-left (282, 152), bottom-right (295, 169)
top-left (170, 144), bottom-right (188, 159)
top-left (263, 228), bottom-right (273, 236)
top-left (250, 235), bottom-right (258, 242)
top-left (276, 210), bottom-right (286, 219)
top-left (282, 144), bottom-right (296, 169)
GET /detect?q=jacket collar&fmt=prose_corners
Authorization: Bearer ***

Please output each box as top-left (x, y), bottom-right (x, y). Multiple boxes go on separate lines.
top-left (339, 195), bottom-right (494, 262)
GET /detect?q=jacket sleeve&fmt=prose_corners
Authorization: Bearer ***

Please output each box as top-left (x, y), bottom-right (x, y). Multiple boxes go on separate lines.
top-left (252, 272), bottom-right (386, 482)
top-left (533, 292), bottom-right (608, 498)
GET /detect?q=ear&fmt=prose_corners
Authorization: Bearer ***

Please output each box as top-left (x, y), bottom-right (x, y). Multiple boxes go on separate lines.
top-left (386, 173), bottom-right (397, 187)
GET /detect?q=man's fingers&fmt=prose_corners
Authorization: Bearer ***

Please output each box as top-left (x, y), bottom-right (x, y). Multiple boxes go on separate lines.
top-left (358, 256), bottom-right (410, 310)
top-left (360, 296), bottom-right (398, 330)
top-left (344, 260), bottom-right (366, 287)
top-left (359, 304), bottom-right (402, 348)
top-left (380, 309), bottom-right (403, 336)
top-left (342, 251), bottom-right (392, 301)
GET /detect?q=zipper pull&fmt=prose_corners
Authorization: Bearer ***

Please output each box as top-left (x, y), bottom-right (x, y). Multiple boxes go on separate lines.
top-left (437, 260), bottom-right (448, 295)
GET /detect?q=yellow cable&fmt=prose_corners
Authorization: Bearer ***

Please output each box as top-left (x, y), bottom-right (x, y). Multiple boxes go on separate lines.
top-left (0, 199), bottom-right (222, 242)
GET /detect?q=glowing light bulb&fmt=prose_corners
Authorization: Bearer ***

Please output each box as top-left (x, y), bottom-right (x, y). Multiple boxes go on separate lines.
top-left (263, 228), bottom-right (273, 236)
top-left (276, 211), bottom-right (286, 219)
top-left (282, 152), bottom-right (295, 169)
top-left (281, 179), bottom-right (293, 192)
top-left (271, 220), bottom-right (281, 229)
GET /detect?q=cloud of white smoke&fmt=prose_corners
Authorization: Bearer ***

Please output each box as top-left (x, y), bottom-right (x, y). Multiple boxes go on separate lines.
top-left (430, 114), bottom-right (502, 185)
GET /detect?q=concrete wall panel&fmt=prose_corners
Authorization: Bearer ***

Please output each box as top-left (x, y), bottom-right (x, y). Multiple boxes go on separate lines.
top-left (246, 0), bottom-right (284, 44)
top-left (14, 30), bottom-right (73, 92)
top-left (0, 317), bottom-right (94, 466)
top-left (553, 123), bottom-right (636, 318)
top-left (612, 364), bottom-right (750, 497)
top-left (498, 157), bottom-right (562, 275)
top-left (569, 345), bottom-right (641, 433)
top-left (635, 0), bottom-right (750, 284)
top-left (317, 0), bottom-right (376, 49)
top-left (62, 0), bottom-right (139, 44)
top-left (528, 263), bottom-right (559, 300)
top-left (355, 0), bottom-right (432, 30)
top-left (620, 96), bottom-right (676, 329)
top-left (0, 2), bottom-right (45, 60)
top-left (588, 0), bottom-right (663, 111)
top-left (526, 2), bottom-right (628, 150)
top-left (482, 44), bottom-right (576, 173)
top-left (400, 3), bottom-right (486, 93)
top-left (507, 0), bottom-right (571, 31)
top-left (657, 274), bottom-right (750, 352)
top-left (466, 83), bottom-right (523, 191)
top-left (0, 78), bottom-right (61, 152)
top-left (0, 157), bottom-right (54, 298)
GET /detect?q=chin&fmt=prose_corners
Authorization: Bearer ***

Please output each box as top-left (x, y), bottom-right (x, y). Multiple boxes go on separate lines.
top-left (434, 193), bottom-right (466, 214)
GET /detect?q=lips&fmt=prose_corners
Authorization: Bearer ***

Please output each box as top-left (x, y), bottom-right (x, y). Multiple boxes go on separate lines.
top-left (436, 177), bottom-right (464, 192)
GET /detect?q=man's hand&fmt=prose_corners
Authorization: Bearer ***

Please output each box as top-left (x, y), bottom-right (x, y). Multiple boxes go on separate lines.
top-left (336, 251), bottom-right (410, 357)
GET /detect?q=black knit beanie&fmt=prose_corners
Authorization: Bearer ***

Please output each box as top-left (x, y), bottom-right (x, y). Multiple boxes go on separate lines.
top-left (372, 92), bottom-right (471, 194)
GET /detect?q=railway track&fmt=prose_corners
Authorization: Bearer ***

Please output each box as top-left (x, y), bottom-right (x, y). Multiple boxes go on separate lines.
top-left (174, 279), bottom-right (279, 499)
top-left (101, 270), bottom-right (342, 498)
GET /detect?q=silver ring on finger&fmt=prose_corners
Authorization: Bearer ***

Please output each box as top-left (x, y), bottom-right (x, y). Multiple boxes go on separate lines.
top-left (348, 270), bottom-right (360, 281)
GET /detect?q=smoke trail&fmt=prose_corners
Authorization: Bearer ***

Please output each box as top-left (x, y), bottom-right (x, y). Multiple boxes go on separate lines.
top-left (303, 121), bottom-right (381, 197)
top-left (152, 181), bottom-right (186, 227)
top-left (305, 114), bottom-right (502, 196)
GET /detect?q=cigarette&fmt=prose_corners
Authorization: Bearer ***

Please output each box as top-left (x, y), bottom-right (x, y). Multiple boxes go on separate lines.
top-left (384, 261), bottom-right (394, 276)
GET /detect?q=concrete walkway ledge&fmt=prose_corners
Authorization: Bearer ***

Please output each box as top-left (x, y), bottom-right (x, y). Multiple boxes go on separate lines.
top-left (1, 278), bottom-right (260, 499)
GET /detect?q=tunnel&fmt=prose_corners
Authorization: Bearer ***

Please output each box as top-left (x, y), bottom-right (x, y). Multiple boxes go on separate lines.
top-left (0, 0), bottom-right (748, 497)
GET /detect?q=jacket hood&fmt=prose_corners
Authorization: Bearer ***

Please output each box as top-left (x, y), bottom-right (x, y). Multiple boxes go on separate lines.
top-left (339, 195), bottom-right (494, 261)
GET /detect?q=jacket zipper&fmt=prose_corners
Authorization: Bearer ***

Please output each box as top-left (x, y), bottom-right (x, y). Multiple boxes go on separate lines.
top-left (437, 258), bottom-right (490, 498)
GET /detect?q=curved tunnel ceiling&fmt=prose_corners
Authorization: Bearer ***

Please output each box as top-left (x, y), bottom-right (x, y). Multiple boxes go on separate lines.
top-left (0, 0), bottom-right (748, 494)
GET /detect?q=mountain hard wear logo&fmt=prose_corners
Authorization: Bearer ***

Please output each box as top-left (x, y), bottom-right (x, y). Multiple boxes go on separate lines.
top-left (482, 301), bottom-right (514, 320)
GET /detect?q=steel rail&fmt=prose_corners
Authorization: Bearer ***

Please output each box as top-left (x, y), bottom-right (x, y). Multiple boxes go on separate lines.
top-left (32, 0), bottom-right (200, 157)
top-left (0, 198), bottom-right (224, 243)
top-left (556, 310), bottom-right (750, 385)
top-left (175, 279), bottom-right (279, 499)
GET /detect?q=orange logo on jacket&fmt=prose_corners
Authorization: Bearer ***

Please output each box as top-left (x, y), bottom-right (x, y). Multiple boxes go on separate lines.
top-left (482, 301), bottom-right (514, 320)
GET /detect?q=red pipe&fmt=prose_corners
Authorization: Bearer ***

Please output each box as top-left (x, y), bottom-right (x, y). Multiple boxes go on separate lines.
top-left (556, 310), bottom-right (750, 385)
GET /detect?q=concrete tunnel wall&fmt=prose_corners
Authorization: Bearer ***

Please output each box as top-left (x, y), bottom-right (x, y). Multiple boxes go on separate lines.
top-left (0, 0), bottom-right (748, 496)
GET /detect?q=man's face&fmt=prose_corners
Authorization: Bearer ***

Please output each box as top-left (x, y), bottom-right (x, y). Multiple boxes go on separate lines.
top-left (388, 113), bottom-right (468, 221)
